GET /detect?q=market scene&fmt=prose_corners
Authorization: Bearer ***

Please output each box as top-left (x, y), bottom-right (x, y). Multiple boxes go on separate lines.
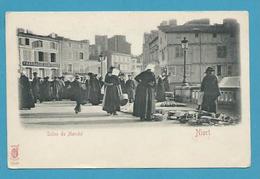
top-left (18, 18), bottom-right (241, 126)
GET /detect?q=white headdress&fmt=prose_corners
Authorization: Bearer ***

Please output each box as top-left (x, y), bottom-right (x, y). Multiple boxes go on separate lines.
top-left (145, 64), bottom-right (155, 72)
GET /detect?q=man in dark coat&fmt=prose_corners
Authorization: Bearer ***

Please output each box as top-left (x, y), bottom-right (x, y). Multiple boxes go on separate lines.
top-left (39, 76), bottom-right (52, 102)
top-left (125, 74), bottom-right (135, 103)
top-left (58, 76), bottom-right (65, 100)
top-left (119, 73), bottom-right (127, 93)
top-left (52, 76), bottom-right (62, 101)
top-left (71, 75), bottom-right (84, 114)
top-left (19, 72), bottom-right (35, 110)
top-left (31, 72), bottom-right (41, 103)
top-left (133, 65), bottom-right (156, 121)
top-left (201, 67), bottom-right (221, 113)
top-left (156, 75), bottom-right (166, 102)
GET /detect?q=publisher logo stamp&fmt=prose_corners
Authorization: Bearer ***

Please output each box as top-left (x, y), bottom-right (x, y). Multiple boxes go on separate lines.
top-left (10, 145), bottom-right (20, 164)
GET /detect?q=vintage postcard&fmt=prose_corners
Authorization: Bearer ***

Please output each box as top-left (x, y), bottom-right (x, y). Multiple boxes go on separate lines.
top-left (6, 11), bottom-right (250, 168)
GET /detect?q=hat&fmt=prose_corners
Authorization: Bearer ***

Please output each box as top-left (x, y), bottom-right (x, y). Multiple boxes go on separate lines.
top-left (33, 72), bottom-right (38, 75)
top-left (75, 75), bottom-right (80, 79)
top-left (205, 67), bottom-right (215, 73)
top-left (44, 76), bottom-right (49, 80)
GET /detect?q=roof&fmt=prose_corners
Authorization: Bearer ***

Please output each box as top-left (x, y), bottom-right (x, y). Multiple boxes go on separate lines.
top-left (17, 32), bottom-right (59, 42)
top-left (158, 24), bottom-right (238, 34)
top-left (219, 76), bottom-right (240, 88)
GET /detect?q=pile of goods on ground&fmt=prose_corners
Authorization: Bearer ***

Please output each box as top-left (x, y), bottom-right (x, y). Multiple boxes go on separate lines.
top-left (159, 101), bottom-right (187, 107)
top-left (167, 110), bottom-right (239, 126)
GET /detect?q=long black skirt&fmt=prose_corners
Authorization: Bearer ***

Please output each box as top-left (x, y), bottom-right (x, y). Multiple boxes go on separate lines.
top-left (102, 85), bottom-right (120, 114)
top-left (201, 94), bottom-right (218, 113)
top-left (133, 84), bottom-right (155, 120)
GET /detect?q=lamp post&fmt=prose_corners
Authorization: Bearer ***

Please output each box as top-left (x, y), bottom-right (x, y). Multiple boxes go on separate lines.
top-left (181, 37), bottom-right (189, 86)
top-left (99, 53), bottom-right (106, 78)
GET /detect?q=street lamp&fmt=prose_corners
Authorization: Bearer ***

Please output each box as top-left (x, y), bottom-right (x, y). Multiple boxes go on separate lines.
top-left (181, 37), bottom-right (189, 86)
top-left (99, 53), bottom-right (106, 78)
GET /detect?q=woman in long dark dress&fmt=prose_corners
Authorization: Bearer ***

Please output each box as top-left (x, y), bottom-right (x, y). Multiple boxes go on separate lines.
top-left (201, 67), bottom-right (221, 113)
top-left (88, 73), bottom-right (102, 105)
top-left (102, 68), bottom-right (121, 115)
top-left (19, 73), bottom-right (35, 110)
top-left (133, 66), bottom-right (156, 121)
top-left (39, 76), bottom-right (52, 102)
top-left (156, 75), bottom-right (165, 102)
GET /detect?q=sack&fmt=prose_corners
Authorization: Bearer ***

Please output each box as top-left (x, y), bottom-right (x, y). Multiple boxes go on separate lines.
top-left (120, 93), bottom-right (128, 106)
top-left (118, 85), bottom-right (128, 106)
top-left (197, 91), bottom-right (204, 105)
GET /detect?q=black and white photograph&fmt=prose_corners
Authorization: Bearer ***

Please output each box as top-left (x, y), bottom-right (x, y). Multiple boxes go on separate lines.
top-left (6, 12), bottom-right (250, 168)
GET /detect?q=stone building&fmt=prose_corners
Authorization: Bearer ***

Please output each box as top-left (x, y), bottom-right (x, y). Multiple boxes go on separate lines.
top-left (156, 18), bottom-right (240, 88)
top-left (59, 37), bottom-right (91, 76)
top-left (17, 29), bottom-right (61, 80)
top-left (108, 35), bottom-right (131, 55)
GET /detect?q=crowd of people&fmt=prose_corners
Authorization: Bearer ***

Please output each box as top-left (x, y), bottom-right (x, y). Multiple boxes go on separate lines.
top-left (19, 64), bottom-right (170, 120)
top-left (19, 65), bottom-right (220, 121)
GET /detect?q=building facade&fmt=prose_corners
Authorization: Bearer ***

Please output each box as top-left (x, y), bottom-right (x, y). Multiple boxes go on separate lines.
top-left (142, 30), bottom-right (161, 76)
top-left (156, 18), bottom-right (240, 88)
top-left (107, 52), bottom-right (135, 76)
top-left (17, 29), bottom-right (61, 80)
top-left (59, 38), bottom-right (91, 76)
top-left (108, 35), bottom-right (131, 54)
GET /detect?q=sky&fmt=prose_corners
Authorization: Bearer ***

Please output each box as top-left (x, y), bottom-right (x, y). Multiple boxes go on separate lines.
top-left (8, 12), bottom-right (244, 55)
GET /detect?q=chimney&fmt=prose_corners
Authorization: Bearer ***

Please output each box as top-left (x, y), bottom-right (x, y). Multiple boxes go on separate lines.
top-left (169, 19), bottom-right (177, 26)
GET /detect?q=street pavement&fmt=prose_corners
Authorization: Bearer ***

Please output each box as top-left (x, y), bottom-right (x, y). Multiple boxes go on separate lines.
top-left (20, 100), bottom-right (181, 127)
top-left (20, 100), bottom-right (239, 127)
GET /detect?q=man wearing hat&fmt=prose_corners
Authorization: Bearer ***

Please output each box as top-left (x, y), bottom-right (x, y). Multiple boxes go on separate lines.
top-left (119, 73), bottom-right (127, 94)
top-left (70, 75), bottom-right (84, 114)
top-left (125, 74), bottom-right (135, 103)
top-left (200, 67), bottom-right (221, 113)
top-left (31, 72), bottom-right (41, 103)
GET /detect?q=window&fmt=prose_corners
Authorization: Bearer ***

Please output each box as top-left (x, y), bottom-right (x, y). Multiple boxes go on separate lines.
top-left (50, 53), bottom-right (56, 62)
top-left (22, 49), bottom-right (31, 61)
top-left (80, 43), bottom-right (83, 48)
top-left (195, 33), bottom-right (199, 38)
top-left (217, 65), bottom-right (222, 76)
top-left (25, 68), bottom-right (32, 79)
top-left (68, 42), bottom-right (72, 47)
top-left (33, 40), bottom-right (43, 48)
top-left (38, 51), bottom-right (44, 62)
top-left (217, 46), bottom-right (227, 58)
top-left (50, 42), bottom-right (57, 49)
top-left (213, 33), bottom-right (217, 38)
top-left (68, 64), bottom-right (73, 73)
top-left (51, 69), bottom-right (57, 79)
top-left (19, 38), bottom-right (25, 45)
top-left (39, 68), bottom-right (45, 78)
top-left (227, 65), bottom-right (232, 76)
top-left (175, 46), bottom-right (183, 57)
top-left (168, 66), bottom-right (176, 76)
top-left (79, 52), bottom-right (84, 60)
top-left (25, 38), bottom-right (30, 45)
